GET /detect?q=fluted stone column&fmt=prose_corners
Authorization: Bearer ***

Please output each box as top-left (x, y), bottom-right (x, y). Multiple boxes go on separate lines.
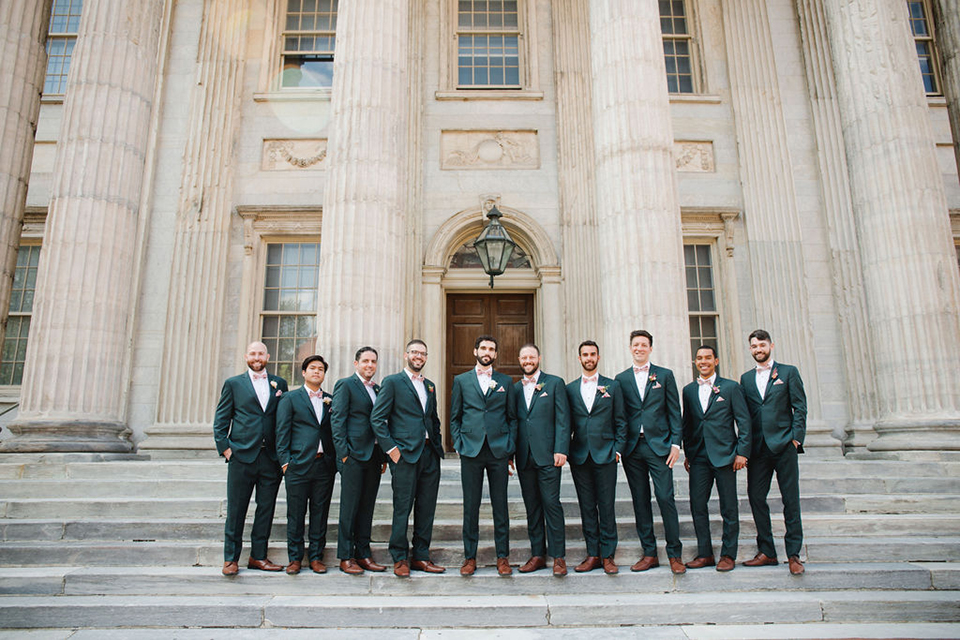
top-left (317, 0), bottom-right (410, 380)
top-left (3, 0), bottom-right (164, 452)
top-left (796, 0), bottom-right (878, 451)
top-left (589, 0), bottom-right (689, 375)
top-left (140, 0), bottom-right (249, 453)
top-left (823, 0), bottom-right (960, 451)
top-left (933, 0), bottom-right (960, 176)
top-left (553, 0), bottom-right (601, 354)
top-left (0, 1), bottom-right (51, 363)
top-left (722, 1), bottom-right (822, 434)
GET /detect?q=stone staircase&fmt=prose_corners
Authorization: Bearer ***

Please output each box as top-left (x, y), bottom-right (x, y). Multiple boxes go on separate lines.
top-left (0, 452), bottom-right (958, 636)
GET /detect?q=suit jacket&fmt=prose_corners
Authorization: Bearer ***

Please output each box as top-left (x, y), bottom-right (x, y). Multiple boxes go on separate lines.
top-left (615, 364), bottom-right (682, 458)
top-left (371, 370), bottom-right (444, 463)
top-left (739, 362), bottom-right (807, 455)
top-left (513, 372), bottom-right (570, 468)
top-left (331, 374), bottom-right (381, 462)
top-left (681, 376), bottom-right (751, 468)
top-left (213, 371), bottom-right (288, 464)
top-left (450, 369), bottom-right (518, 459)
top-left (566, 376), bottom-right (627, 466)
top-left (275, 386), bottom-right (335, 477)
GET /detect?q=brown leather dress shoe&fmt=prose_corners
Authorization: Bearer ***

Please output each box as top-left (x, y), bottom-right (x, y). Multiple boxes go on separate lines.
top-left (716, 555), bottom-right (735, 572)
top-left (743, 552), bottom-right (779, 567)
top-left (630, 555), bottom-right (660, 572)
top-left (684, 555), bottom-right (715, 569)
top-left (788, 555), bottom-right (805, 575)
top-left (394, 559), bottom-right (410, 577)
top-left (519, 556), bottom-right (546, 573)
top-left (411, 559), bottom-right (446, 573)
top-left (497, 557), bottom-right (512, 576)
top-left (603, 557), bottom-right (619, 574)
top-left (222, 561), bottom-right (239, 576)
top-left (575, 556), bottom-right (601, 572)
top-left (248, 557), bottom-right (283, 572)
top-left (669, 557), bottom-right (686, 574)
top-left (310, 560), bottom-right (327, 574)
top-left (286, 560), bottom-right (301, 575)
top-left (356, 557), bottom-right (386, 572)
top-left (339, 559), bottom-right (364, 575)
top-left (460, 558), bottom-right (477, 576)
top-left (553, 558), bottom-right (567, 576)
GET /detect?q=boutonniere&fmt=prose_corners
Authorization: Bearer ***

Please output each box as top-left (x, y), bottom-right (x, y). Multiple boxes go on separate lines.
top-left (488, 380), bottom-right (498, 391)
top-left (596, 385), bottom-right (610, 398)
top-left (648, 373), bottom-right (657, 382)
top-left (427, 384), bottom-right (434, 393)
top-left (323, 397), bottom-right (332, 405)
top-left (535, 383), bottom-right (544, 392)
top-left (270, 380), bottom-right (278, 388)
top-left (712, 386), bottom-right (720, 395)
top-left (771, 368), bottom-right (778, 380)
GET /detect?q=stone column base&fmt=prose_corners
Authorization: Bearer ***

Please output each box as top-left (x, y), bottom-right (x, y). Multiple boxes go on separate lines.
top-left (0, 419), bottom-right (133, 453)
top-left (866, 416), bottom-right (960, 452)
top-left (137, 423), bottom-right (218, 459)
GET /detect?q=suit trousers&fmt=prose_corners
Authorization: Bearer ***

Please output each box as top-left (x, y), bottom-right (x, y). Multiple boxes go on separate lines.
top-left (336, 455), bottom-right (382, 560)
top-left (748, 441), bottom-right (802, 558)
top-left (224, 448), bottom-right (282, 562)
top-left (517, 460), bottom-right (565, 558)
top-left (460, 440), bottom-right (510, 559)
top-left (622, 437), bottom-right (682, 558)
top-left (688, 456), bottom-right (739, 559)
top-left (388, 447), bottom-right (441, 562)
top-left (570, 456), bottom-right (618, 558)
top-left (284, 454), bottom-right (337, 563)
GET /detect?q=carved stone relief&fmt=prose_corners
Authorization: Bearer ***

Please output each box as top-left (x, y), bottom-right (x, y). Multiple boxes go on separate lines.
top-left (441, 130), bottom-right (540, 170)
top-left (675, 141), bottom-right (715, 172)
top-left (261, 139), bottom-right (327, 170)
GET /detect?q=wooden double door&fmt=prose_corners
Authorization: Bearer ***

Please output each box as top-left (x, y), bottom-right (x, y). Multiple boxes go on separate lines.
top-left (444, 293), bottom-right (535, 451)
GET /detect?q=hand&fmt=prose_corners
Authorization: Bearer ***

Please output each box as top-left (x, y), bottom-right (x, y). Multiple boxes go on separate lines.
top-left (341, 456), bottom-right (348, 463)
top-left (665, 446), bottom-right (680, 469)
top-left (733, 455), bottom-right (748, 471)
top-left (553, 453), bottom-right (567, 467)
top-left (381, 463), bottom-right (388, 475)
top-left (615, 453), bottom-right (620, 463)
top-left (389, 448), bottom-right (401, 464)
top-left (508, 458), bottom-right (515, 477)
top-left (792, 440), bottom-right (800, 449)
top-left (683, 457), bottom-right (690, 472)
top-left (223, 448), bottom-right (232, 461)
top-left (281, 463), bottom-right (288, 474)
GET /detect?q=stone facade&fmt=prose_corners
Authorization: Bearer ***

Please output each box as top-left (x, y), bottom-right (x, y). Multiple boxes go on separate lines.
top-left (0, 0), bottom-right (957, 456)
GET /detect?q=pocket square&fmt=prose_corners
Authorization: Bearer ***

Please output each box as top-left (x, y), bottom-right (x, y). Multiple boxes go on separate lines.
top-left (652, 382), bottom-right (662, 389)
top-left (773, 379), bottom-right (784, 385)
top-left (540, 391), bottom-right (549, 397)
top-left (716, 396), bottom-right (725, 402)
top-left (496, 387), bottom-right (506, 393)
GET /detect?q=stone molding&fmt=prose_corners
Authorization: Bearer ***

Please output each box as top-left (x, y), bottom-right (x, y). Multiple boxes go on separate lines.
top-left (261, 139), bottom-right (328, 170)
top-left (674, 141), bottom-right (715, 172)
top-left (440, 130), bottom-right (539, 170)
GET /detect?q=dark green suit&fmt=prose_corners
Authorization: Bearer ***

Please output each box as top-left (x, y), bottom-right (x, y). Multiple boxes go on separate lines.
top-left (450, 368), bottom-right (518, 559)
top-left (514, 372), bottom-right (570, 559)
top-left (276, 386), bottom-right (337, 563)
top-left (213, 370), bottom-right (288, 562)
top-left (615, 364), bottom-right (683, 558)
top-left (682, 376), bottom-right (751, 559)
top-left (371, 370), bottom-right (444, 563)
top-left (566, 376), bottom-right (626, 559)
top-left (741, 362), bottom-right (806, 559)
top-left (331, 374), bottom-right (383, 561)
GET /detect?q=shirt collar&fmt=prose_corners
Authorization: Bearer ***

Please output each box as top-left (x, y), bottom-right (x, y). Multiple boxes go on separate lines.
top-left (698, 373), bottom-right (717, 386)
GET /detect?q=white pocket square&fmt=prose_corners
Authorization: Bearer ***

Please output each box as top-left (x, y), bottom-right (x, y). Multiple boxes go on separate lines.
top-left (773, 379), bottom-right (784, 385)
top-left (540, 391), bottom-right (549, 397)
top-left (652, 382), bottom-right (662, 389)
top-left (716, 396), bottom-right (725, 402)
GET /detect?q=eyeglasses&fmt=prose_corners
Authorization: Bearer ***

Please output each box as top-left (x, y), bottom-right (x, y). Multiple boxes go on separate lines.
top-left (407, 350), bottom-right (428, 357)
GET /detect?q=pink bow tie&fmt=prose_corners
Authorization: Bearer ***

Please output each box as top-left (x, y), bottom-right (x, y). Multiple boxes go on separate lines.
top-left (756, 364), bottom-right (772, 372)
top-left (476, 367), bottom-right (492, 376)
top-left (698, 378), bottom-right (713, 386)
top-left (582, 375), bottom-right (598, 383)
top-left (308, 390), bottom-right (323, 399)
top-left (363, 379), bottom-right (376, 388)
top-left (633, 365), bottom-right (649, 374)
top-left (411, 374), bottom-right (424, 382)
top-left (252, 372), bottom-right (267, 381)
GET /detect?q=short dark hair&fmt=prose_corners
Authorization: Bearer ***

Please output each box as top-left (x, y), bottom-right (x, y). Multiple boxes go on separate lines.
top-left (475, 335), bottom-right (498, 350)
top-left (748, 329), bottom-right (772, 343)
top-left (629, 329), bottom-right (653, 346)
top-left (695, 344), bottom-right (718, 358)
top-left (578, 340), bottom-right (599, 356)
top-left (354, 346), bottom-right (378, 361)
top-left (406, 339), bottom-right (427, 351)
top-left (301, 354), bottom-right (327, 372)
top-left (519, 342), bottom-right (539, 355)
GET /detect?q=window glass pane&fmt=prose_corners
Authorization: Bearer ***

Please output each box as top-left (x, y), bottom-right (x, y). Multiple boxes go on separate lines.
top-left (684, 243), bottom-right (720, 371)
top-left (908, 0), bottom-right (940, 95)
top-left (1, 245), bottom-right (39, 385)
top-left (660, 0), bottom-right (694, 94)
top-left (456, 2), bottom-right (521, 88)
top-left (280, 0), bottom-right (338, 90)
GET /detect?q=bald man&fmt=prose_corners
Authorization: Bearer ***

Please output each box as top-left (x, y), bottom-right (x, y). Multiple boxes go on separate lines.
top-left (214, 341), bottom-right (289, 575)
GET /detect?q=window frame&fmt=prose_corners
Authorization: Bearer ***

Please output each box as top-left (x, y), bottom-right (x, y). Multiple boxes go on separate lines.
top-left (907, 0), bottom-right (943, 97)
top-left (660, 0), bottom-right (702, 95)
top-left (277, 0), bottom-right (338, 92)
top-left (42, 0), bottom-right (84, 98)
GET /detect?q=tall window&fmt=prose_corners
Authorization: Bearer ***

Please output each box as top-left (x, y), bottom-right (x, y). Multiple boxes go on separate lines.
top-left (907, 0), bottom-right (941, 95)
top-left (260, 242), bottom-right (320, 386)
top-left (457, 0), bottom-right (521, 88)
top-left (661, 0), bottom-right (695, 94)
top-left (44, 0), bottom-right (83, 95)
top-left (280, 0), bottom-right (338, 89)
top-left (685, 243), bottom-right (718, 375)
top-left (1, 245), bottom-right (40, 386)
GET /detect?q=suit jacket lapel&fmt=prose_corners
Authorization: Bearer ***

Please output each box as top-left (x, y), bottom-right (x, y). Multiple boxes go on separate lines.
top-left (526, 377), bottom-right (542, 413)
top-left (640, 369), bottom-right (655, 405)
top-left (401, 372), bottom-right (427, 415)
top-left (352, 374), bottom-right (375, 407)
top-left (703, 381), bottom-right (720, 416)
top-left (761, 362), bottom-right (777, 402)
top-left (300, 387), bottom-right (321, 427)
top-left (243, 372), bottom-right (267, 414)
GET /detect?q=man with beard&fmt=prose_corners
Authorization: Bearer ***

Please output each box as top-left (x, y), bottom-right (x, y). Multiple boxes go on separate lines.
top-left (371, 340), bottom-right (446, 577)
top-left (739, 329), bottom-right (807, 575)
top-left (450, 335), bottom-right (518, 576)
top-left (213, 341), bottom-right (288, 576)
top-left (513, 343), bottom-right (570, 576)
top-left (331, 347), bottom-right (387, 575)
top-left (276, 355), bottom-right (336, 574)
top-left (566, 340), bottom-right (626, 574)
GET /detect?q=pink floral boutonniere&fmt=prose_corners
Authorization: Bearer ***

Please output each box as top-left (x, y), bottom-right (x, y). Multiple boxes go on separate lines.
top-left (427, 384), bottom-right (435, 393)
top-left (535, 383), bottom-right (544, 392)
top-left (597, 385), bottom-right (611, 398)
top-left (270, 380), bottom-right (278, 388)
top-left (648, 373), bottom-right (657, 382)
top-left (712, 386), bottom-right (720, 395)
top-left (275, 389), bottom-right (283, 397)
top-left (771, 368), bottom-right (779, 380)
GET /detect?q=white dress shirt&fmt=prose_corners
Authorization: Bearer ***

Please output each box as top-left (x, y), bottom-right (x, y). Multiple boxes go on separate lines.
top-left (581, 374), bottom-right (598, 412)
top-left (357, 372), bottom-right (377, 403)
top-left (633, 363), bottom-right (650, 401)
top-left (476, 366), bottom-right (493, 395)
top-left (755, 362), bottom-right (773, 400)
top-left (405, 368), bottom-right (430, 440)
top-left (698, 373), bottom-right (717, 414)
top-left (522, 370), bottom-right (541, 409)
top-left (306, 386), bottom-right (325, 453)
top-left (249, 369), bottom-right (269, 411)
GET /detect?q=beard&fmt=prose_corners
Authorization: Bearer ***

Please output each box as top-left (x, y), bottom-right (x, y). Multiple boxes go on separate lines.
top-left (752, 351), bottom-right (770, 364)
top-left (476, 354), bottom-right (494, 367)
top-left (407, 359), bottom-right (424, 372)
